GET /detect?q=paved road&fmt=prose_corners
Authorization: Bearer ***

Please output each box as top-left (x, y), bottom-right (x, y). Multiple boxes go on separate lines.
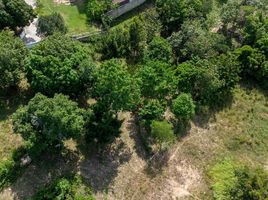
top-left (20, 0), bottom-right (41, 45)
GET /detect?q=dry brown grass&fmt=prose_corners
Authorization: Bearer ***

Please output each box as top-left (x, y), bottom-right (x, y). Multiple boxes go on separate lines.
top-left (0, 86), bottom-right (267, 200)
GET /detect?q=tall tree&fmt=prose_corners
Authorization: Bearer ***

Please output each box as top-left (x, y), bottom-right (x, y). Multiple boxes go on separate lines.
top-left (37, 12), bottom-right (67, 36)
top-left (26, 34), bottom-right (95, 96)
top-left (92, 59), bottom-right (141, 112)
top-left (0, 0), bottom-right (35, 30)
top-left (12, 93), bottom-right (86, 155)
top-left (0, 31), bottom-right (27, 91)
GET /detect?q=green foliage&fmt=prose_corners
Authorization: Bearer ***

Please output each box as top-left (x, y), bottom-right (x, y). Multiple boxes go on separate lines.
top-left (173, 61), bottom-right (225, 105)
top-left (0, 147), bottom-right (28, 190)
top-left (101, 25), bottom-right (131, 59)
top-left (156, 0), bottom-right (209, 33)
top-left (26, 34), bottom-right (95, 96)
top-left (214, 53), bottom-right (241, 90)
top-left (0, 159), bottom-right (15, 189)
top-left (12, 93), bottom-right (85, 156)
top-left (209, 159), bottom-right (268, 200)
top-left (243, 12), bottom-right (268, 45)
top-left (136, 61), bottom-right (176, 99)
top-left (140, 8), bottom-right (162, 42)
top-left (0, 31), bottom-right (28, 91)
top-left (86, 105), bottom-right (122, 144)
top-left (129, 17), bottom-right (147, 59)
top-left (230, 167), bottom-right (268, 200)
top-left (155, 0), bottom-right (185, 32)
top-left (171, 93), bottom-right (195, 121)
top-left (30, 174), bottom-right (95, 200)
top-left (144, 36), bottom-right (173, 63)
top-left (0, 0), bottom-right (35, 30)
top-left (256, 33), bottom-right (268, 57)
top-left (139, 99), bottom-right (165, 122)
top-left (92, 59), bottom-right (141, 112)
top-left (209, 159), bottom-right (240, 200)
top-left (235, 45), bottom-right (266, 80)
top-left (168, 20), bottom-right (228, 62)
top-left (150, 120), bottom-right (175, 146)
top-left (86, 0), bottom-right (113, 22)
top-left (37, 12), bottom-right (67, 36)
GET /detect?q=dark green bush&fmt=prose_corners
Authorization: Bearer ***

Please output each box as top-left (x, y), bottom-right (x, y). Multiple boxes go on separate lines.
top-left (139, 99), bottom-right (165, 122)
top-left (30, 174), bottom-right (95, 200)
top-left (26, 34), bottom-right (95, 96)
top-left (37, 12), bottom-right (67, 36)
top-left (86, 0), bottom-right (113, 22)
top-left (172, 93), bottom-right (195, 121)
top-left (209, 159), bottom-right (268, 200)
top-left (12, 93), bottom-right (86, 156)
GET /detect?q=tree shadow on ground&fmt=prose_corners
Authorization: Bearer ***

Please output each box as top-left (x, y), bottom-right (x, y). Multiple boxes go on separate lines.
top-left (127, 114), bottom-right (171, 176)
top-left (127, 114), bottom-right (149, 159)
top-left (70, 0), bottom-right (87, 14)
top-left (5, 148), bottom-right (80, 200)
top-left (78, 139), bottom-right (132, 193)
top-left (192, 93), bottom-right (234, 129)
top-left (0, 87), bottom-right (33, 121)
top-left (144, 148), bottom-right (170, 178)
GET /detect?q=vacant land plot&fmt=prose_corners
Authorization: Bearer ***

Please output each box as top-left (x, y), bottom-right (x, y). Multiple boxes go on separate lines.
top-left (1, 85), bottom-right (267, 199)
top-left (37, 0), bottom-right (97, 34)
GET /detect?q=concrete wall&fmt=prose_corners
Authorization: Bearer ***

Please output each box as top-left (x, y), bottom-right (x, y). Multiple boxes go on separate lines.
top-left (107, 0), bottom-right (146, 19)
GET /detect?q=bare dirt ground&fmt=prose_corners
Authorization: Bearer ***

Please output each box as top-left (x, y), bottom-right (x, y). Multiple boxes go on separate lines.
top-left (79, 112), bottom-right (209, 200)
top-left (0, 112), bottom-right (209, 200)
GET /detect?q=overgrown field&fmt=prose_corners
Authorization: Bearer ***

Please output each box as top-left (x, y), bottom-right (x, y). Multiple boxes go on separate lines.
top-left (0, 85), bottom-right (267, 199)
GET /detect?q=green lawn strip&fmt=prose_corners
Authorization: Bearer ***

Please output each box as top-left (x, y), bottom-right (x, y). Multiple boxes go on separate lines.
top-left (37, 0), bottom-right (97, 35)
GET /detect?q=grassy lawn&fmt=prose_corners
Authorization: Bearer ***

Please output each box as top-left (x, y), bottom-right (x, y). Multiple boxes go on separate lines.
top-left (37, 0), bottom-right (97, 35)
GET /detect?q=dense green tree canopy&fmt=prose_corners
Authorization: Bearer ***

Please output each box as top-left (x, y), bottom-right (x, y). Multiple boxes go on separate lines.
top-left (92, 59), bottom-right (141, 112)
top-left (168, 20), bottom-right (227, 62)
top-left (37, 12), bottom-right (67, 36)
top-left (171, 93), bottom-right (195, 121)
top-left (136, 61), bottom-right (176, 99)
top-left (144, 36), bottom-right (173, 63)
top-left (26, 34), bottom-right (95, 96)
top-left (86, 0), bottom-right (113, 22)
top-left (0, 0), bottom-right (35, 30)
top-left (12, 93), bottom-right (86, 154)
top-left (139, 99), bottom-right (165, 122)
top-left (0, 31), bottom-right (28, 91)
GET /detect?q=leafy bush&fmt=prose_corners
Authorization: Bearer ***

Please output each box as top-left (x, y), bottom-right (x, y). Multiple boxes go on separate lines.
top-left (173, 60), bottom-right (228, 106)
top-left (12, 93), bottom-right (86, 156)
top-left (150, 120), bottom-right (176, 147)
top-left (0, 0), bottom-right (35, 30)
top-left (136, 61), bottom-right (176, 100)
top-left (92, 59), bottom-right (141, 112)
top-left (235, 45), bottom-right (267, 81)
top-left (86, 0), bottom-right (113, 22)
top-left (0, 31), bottom-right (28, 91)
top-left (139, 99), bottom-right (165, 122)
top-left (30, 174), bottom-right (95, 200)
top-left (0, 147), bottom-right (28, 190)
top-left (171, 93), bottom-right (195, 121)
top-left (0, 160), bottom-right (15, 189)
top-left (37, 12), bottom-right (67, 36)
top-left (86, 107), bottom-right (122, 144)
top-left (209, 159), bottom-right (268, 200)
top-left (144, 36), bottom-right (173, 63)
top-left (26, 34), bottom-right (95, 96)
